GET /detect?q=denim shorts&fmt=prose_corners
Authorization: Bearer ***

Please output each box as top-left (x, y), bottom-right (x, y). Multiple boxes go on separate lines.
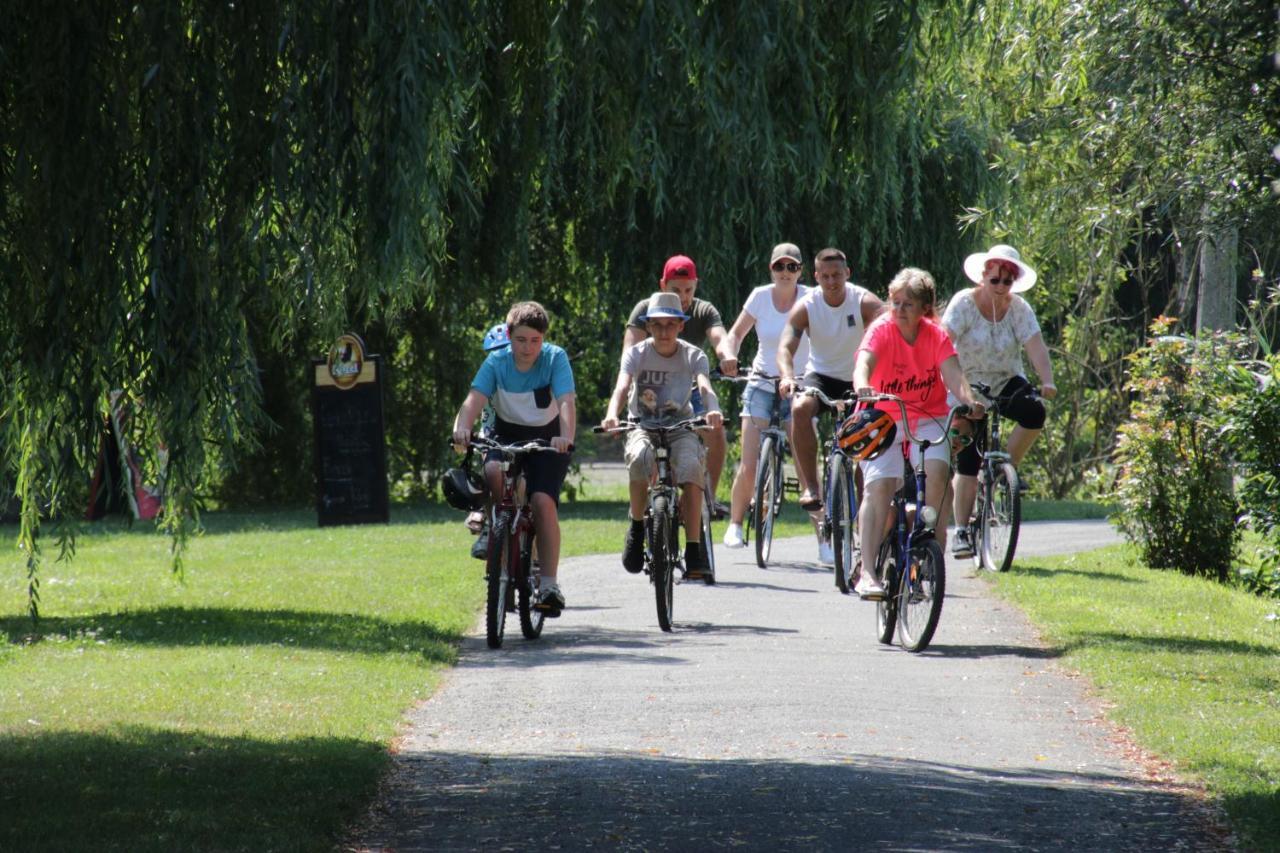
top-left (742, 383), bottom-right (792, 423)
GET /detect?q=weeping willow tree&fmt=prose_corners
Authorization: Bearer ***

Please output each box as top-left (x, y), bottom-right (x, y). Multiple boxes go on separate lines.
top-left (2, 0), bottom-right (996, 616)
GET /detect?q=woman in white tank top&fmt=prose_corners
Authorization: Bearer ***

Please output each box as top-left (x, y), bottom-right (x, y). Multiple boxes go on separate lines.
top-left (715, 243), bottom-right (811, 547)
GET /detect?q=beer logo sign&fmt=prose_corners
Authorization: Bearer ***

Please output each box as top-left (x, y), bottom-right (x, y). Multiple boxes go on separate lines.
top-left (327, 333), bottom-right (366, 390)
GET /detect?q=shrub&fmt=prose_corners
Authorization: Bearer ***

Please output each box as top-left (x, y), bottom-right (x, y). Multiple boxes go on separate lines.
top-left (1224, 355), bottom-right (1280, 596)
top-left (1114, 319), bottom-right (1252, 581)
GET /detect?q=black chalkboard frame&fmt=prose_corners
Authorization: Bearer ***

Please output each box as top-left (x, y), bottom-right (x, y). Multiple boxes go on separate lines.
top-left (311, 355), bottom-right (390, 526)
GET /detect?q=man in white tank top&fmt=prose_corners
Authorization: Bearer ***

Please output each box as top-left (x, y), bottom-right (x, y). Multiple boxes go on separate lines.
top-left (778, 248), bottom-right (885, 522)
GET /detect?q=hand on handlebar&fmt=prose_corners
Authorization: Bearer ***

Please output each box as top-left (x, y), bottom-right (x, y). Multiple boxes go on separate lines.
top-left (451, 427), bottom-right (471, 451)
top-left (550, 435), bottom-right (573, 453)
top-left (779, 376), bottom-right (797, 398)
top-left (718, 357), bottom-right (738, 377)
top-left (600, 415), bottom-right (621, 433)
top-left (704, 410), bottom-right (724, 429)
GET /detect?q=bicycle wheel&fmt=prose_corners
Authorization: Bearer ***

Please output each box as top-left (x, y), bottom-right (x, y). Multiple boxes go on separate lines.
top-left (650, 495), bottom-right (675, 632)
top-left (897, 538), bottom-right (946, 652)
top-left (485, 509), bottom-right (513, 649)
top-left (874, 536), bottom-right (898, 645)
top-left (700, 489), bottom-right (717, 585)
top-left (832, 460), bottom-right (858, 594)
top-left (517, 530), bottom-right (545, 640)
top-left (753, 435), bottom-right (779, 568)
top-left (979, 462), bottom-right (1022, 573)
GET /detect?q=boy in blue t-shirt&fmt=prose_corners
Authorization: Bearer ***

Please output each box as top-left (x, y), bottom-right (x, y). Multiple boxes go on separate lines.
top-left (452, 302), bottom-right (576, 614)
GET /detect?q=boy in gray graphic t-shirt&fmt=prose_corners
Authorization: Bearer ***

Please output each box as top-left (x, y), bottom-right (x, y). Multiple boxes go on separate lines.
top-left (603, 292), bottom-right (724, 578)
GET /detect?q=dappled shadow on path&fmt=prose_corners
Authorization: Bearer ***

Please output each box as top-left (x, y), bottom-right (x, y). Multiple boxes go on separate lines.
top-left (356, 749), bottom-right (1224, 852)
top-left (0, 607), bottom-right (457, 662)
top-left (456, 623), bottom-right (693, 670)
top-left (708, 579), bottom-right (818, 594)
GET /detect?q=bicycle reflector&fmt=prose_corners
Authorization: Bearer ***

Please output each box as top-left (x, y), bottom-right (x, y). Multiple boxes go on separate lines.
top-left (441, 467), bottom-right (485, 511)
top-left (837, 409), bottom-right (897, 461)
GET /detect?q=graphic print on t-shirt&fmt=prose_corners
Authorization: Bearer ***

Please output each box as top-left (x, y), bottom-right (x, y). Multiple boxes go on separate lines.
top-left (879, 363), bottom-right (940, 400)
top-left (636, 369), bottom-right (684, 417)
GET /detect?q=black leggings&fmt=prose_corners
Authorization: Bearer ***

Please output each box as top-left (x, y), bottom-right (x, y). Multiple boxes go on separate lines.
top-left (955, 376), bottom-right (1045, 477)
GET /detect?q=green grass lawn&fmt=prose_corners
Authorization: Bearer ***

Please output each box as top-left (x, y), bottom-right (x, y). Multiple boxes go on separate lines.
top-left (987, 544), bottom-right (1280, 851)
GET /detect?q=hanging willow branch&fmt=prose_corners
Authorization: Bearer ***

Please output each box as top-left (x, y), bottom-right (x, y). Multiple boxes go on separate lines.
top-left (1, 0), bottom-right (993, 617)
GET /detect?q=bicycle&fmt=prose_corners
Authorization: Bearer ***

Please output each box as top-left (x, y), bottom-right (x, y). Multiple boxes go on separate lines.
top-left (963, 381), bottom-right (1034, 573)
top-left (593, 417), bottom-right (711, 632)
top-left (467, 435), bottom-right (567, 649)
top-left (713, 370), bottom-right (798, 568)
top-left (859, 394), bottom-right (969, 652)
top-left (796, 386), bottom-right (860, 594)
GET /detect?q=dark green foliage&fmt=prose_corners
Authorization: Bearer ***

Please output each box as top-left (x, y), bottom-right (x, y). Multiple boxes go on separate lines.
top-left (1224, 356), bottom-right (1280, 596)
top-left (1114, 320), bottom-right (1253, 581)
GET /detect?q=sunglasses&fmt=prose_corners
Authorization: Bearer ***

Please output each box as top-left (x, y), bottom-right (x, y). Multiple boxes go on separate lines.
top-left (986, 275), bottom-right (1015, 286)
top-left (771, 262), bottom-right (801, 273)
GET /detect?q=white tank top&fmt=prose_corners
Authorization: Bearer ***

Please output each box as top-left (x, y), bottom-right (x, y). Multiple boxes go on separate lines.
top-left (803, 282), bottom-right (869, 380)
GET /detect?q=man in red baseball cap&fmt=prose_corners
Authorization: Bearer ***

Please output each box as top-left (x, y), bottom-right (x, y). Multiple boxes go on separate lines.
top-left (621, 255), bottom-right (730, 518)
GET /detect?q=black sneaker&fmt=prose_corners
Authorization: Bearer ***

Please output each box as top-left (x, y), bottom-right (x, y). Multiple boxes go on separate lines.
top-left (622, 522), bottom-right (645, 574)
top-left (683, 542), bottom-right (710, 580)
top-left (534, 582), bottom-right (565, 616)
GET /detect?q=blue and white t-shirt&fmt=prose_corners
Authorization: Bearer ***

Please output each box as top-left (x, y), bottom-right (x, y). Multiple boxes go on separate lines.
top-left (471, 344), bottom-right (576, 441)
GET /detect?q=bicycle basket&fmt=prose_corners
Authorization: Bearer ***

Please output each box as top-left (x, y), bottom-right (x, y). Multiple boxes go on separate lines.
top-left (441, 467), bottom-right (485, 511)
top-left (837, 409), bottom-right (897, 461)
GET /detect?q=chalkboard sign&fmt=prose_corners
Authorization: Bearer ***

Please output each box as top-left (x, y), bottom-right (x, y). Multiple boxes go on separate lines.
top-left (312, 334), bottom-right (389, 526)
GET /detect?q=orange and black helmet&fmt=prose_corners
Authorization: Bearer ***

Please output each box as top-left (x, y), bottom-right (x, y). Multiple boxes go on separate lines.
top-left (837, 408), bottom-right (897, 461)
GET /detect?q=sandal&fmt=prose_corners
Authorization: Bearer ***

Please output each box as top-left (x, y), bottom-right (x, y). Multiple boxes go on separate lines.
top-left (799, 493), bottom-right (823, 512)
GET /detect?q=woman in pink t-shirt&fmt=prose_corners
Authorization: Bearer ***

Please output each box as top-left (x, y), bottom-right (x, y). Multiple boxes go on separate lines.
top-left (850, 268), bottom-right (984, 599)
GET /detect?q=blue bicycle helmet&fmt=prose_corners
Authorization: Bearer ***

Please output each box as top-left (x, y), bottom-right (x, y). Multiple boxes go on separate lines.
top-left (482, 323), bottom-right (510, 351)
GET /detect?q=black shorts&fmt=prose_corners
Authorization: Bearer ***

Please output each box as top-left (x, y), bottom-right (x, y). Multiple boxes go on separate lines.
top-left (801, 371), bottom-right (854, 418)
top-left (955, 376), bottom-right (1046, 477)
top-left (485, 434), bottom-right (572, 504)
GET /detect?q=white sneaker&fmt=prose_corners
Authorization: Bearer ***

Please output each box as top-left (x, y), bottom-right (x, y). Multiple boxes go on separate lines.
top-left (818, 539), bottom-right (835, 565)
top-left (723, 523), bottom-right (745, 548)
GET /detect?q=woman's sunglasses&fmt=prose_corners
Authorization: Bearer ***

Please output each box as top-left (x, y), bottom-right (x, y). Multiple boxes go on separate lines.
top-left (986, 275), bottom-right (1015, 286)
top-left (771, 262), bottom-right (801, 273)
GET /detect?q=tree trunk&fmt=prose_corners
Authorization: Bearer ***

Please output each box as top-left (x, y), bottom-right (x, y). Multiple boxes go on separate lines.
top-left (1196, 227), bottom-right (1238, 332)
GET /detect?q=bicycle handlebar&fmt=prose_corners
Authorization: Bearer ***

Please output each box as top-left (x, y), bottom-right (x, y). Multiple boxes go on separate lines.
top-left (593, 416), bottom-right (709, 435)
top-left (710, 368), bottom-right (781, 385)
top-left (466, 435), bottom-right (574, 454)
top-left (855, 392), bottom-right (971, 449)
top-left (969, 381), bottom-right (1043, 413)
top-left (797, 386), bottom-right (856, 409)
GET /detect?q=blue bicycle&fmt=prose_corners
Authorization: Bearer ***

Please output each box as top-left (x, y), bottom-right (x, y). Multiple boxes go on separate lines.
top-left (859, 393), bottom-right (969, 652)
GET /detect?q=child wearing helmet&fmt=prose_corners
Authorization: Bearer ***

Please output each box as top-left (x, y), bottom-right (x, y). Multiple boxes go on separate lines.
top-left (462, 323), bottom-right (512, 542)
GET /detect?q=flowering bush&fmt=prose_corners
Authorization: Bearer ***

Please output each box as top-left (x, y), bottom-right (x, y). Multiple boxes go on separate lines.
top-left (1114, 319), bottom-right (1252, 582)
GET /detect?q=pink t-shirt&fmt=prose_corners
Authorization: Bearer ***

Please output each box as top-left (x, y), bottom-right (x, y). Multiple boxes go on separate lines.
top-left (858, 316), bottom-right (957, 428)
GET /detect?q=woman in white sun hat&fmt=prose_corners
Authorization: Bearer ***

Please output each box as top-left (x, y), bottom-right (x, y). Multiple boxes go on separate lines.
top-left (941, 244), bottom-right (1057, 560)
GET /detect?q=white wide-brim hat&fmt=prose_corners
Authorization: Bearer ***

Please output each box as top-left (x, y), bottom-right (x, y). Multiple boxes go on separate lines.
top-left (963, 244), bottom-right (1038, 293)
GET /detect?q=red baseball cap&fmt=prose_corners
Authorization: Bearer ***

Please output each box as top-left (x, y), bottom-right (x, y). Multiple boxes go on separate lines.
top-left (661, 254), bottom-right (698, 282)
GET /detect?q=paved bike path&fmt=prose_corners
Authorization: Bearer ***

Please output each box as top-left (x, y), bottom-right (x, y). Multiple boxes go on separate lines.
top-left (352, 521), bottom-right (1223, 851)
